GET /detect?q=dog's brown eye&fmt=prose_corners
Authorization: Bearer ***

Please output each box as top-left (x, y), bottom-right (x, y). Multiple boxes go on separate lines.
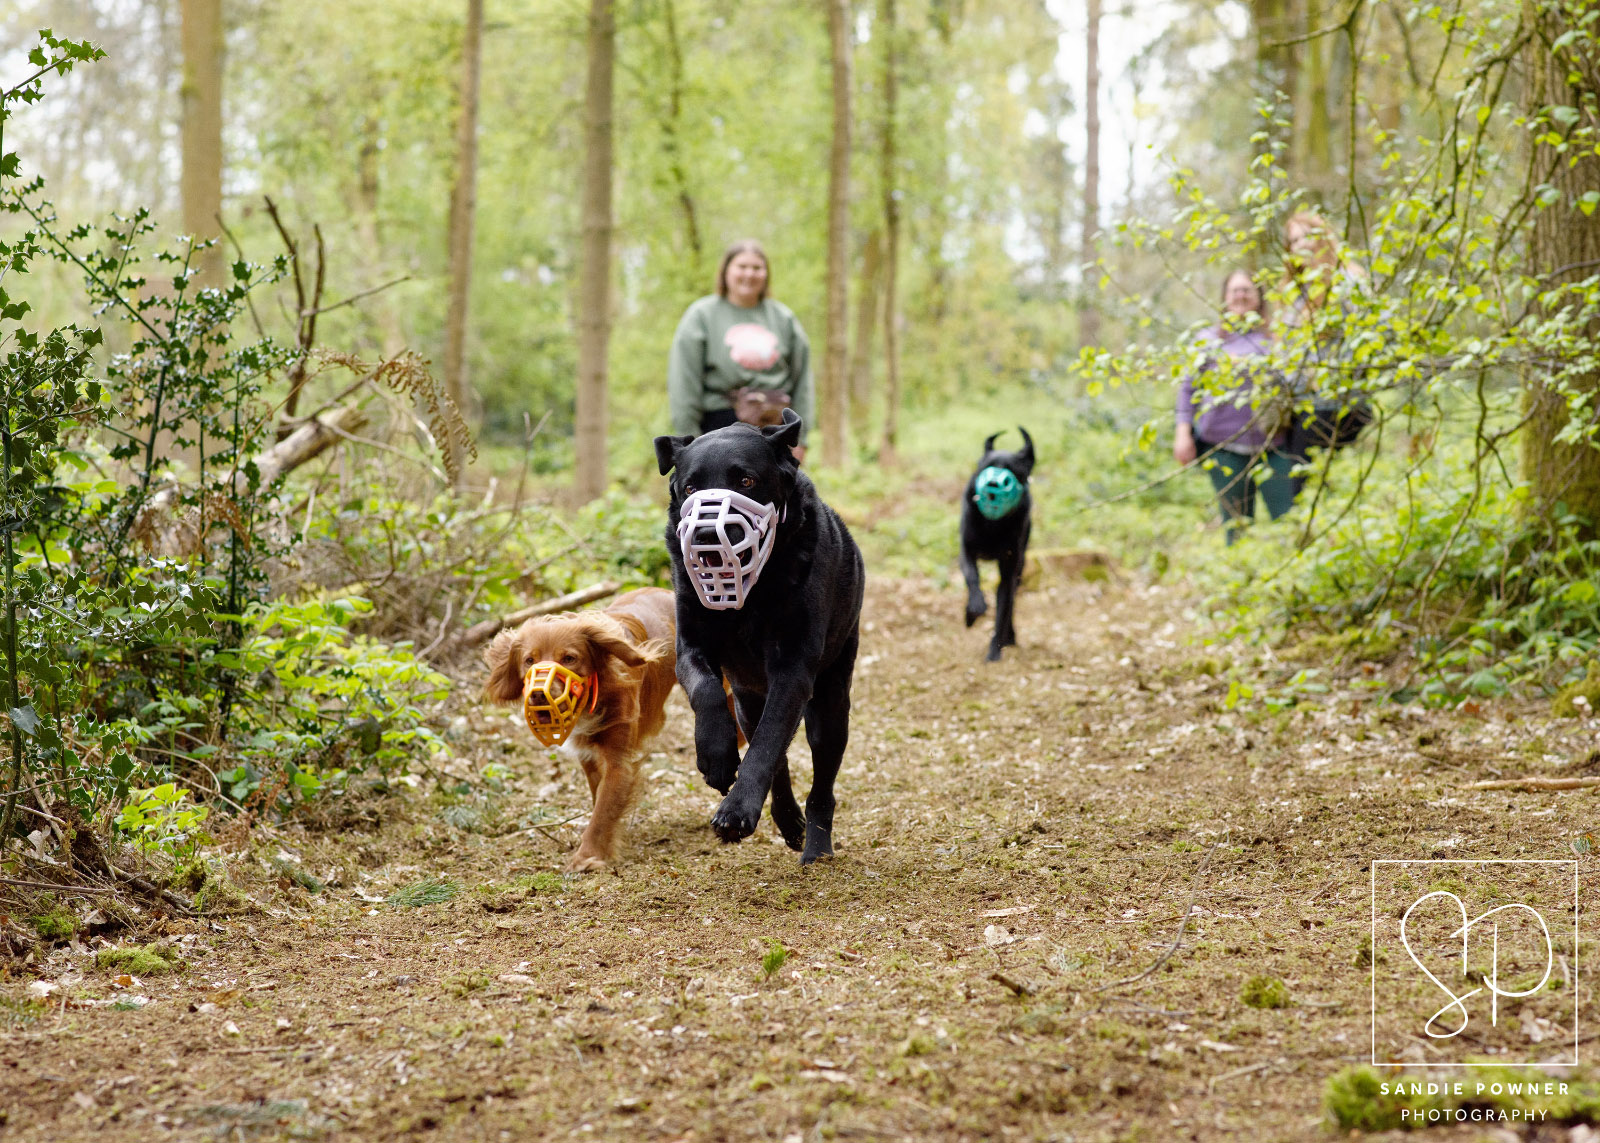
top-left (684, 484), bottom-right (696, 495)
top-left (740, 476), bottom-right (756, 489)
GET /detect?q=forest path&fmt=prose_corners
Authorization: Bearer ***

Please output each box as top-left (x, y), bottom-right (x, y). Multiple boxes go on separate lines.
top-left (4, 574), bottom-right (1590, 1142)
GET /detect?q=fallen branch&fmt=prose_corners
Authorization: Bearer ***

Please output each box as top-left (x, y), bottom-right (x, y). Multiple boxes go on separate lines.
top-left (134, 405), bottom-right (368, 556)
top-left (108, 866), bottom-right (195, 914)
top-left (988, 971), bottom-right (1034, 998)
top-left (1467, 777), bottom-right (1600, 791)
top-left (456, 581), bottom-right (622, 650)
top-left (0, 875), bottom-right (118, 895)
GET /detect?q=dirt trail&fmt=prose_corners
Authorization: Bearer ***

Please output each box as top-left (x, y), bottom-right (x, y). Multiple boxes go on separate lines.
top-left (3, 575), bottom-right (1595, 1142)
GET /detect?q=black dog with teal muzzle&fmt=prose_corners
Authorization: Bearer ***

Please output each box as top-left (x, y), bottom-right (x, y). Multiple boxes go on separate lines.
top-left (959, 427), bottom-right (1035, 662)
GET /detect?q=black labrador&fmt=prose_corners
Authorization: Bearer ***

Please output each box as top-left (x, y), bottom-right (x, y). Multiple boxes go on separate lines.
top-left (959, 427), bottom-right (1035, 661)
top-left (654, 409), bottom-right (865, 865)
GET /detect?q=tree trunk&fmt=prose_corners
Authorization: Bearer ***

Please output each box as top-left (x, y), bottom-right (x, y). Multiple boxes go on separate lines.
top-left (441, 0), bottom-right (483, 493)
top-left (848, 228), bottom-right (883, 445)
top-left (1078, 0), bottom-right (1101, 351)
top-left (574, 0), bottom-right (615, 503)
top-left (1251, 0), bottom-right (1299, 169)
top-left (1296, 0), bottom-right (1334, 194)
top-left (1521, 0), bottom-right (1600, 530)
top-left (179, 0), bottom-right (225, 287)
top-left (877, 0), bottom-right (902, 462)
top-left (354, 114), bottom-right (407, 357)
top-left (661, 0), bottom-right (703, 293)
top-left (821, 0), bottom-right (852, 467)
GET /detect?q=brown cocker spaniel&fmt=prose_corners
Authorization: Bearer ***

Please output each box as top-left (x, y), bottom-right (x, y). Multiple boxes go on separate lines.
top-left (484, 588), bottom-right (677, 871)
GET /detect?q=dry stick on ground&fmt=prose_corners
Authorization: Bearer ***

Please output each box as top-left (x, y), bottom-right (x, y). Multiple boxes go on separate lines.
top-left (1467, 777), bottom-right (1600, 791)
top-left (0, 876), bottom-right (119, 894)
top-left (456, 581), bottom-right (622, 649)
top-left (1091, 835), bottom-right (1225, 994)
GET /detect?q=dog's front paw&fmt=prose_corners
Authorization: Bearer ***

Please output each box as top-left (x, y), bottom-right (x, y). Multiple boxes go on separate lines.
top-left (710, 794), bottom-right (761, 844)
top-left (964, 596), bottom-right (988, 628)
top-left (567, 852), bottom-right (608, 873)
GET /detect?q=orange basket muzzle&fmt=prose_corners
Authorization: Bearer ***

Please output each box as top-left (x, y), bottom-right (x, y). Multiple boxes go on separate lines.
top-left (522, 662), bottom-right (599, 748)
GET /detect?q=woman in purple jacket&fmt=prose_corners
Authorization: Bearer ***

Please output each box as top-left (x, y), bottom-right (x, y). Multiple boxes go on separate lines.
top-left (1173, 269), bottom-right (1298, 543)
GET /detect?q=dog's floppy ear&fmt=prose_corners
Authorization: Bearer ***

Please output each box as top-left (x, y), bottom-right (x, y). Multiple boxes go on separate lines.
top-left (981, 430), bottom-right (1001, 458)
top-left (760, 407), bottom-right (803, 455)
top-left (654, 434), bottom-right (693, 476)
top-left (1015, 426), bottom-right (1035, 479)
top-left (483, 628), bottom-right (526, 703)
top-left (578, 613), bottom-right (649, 669)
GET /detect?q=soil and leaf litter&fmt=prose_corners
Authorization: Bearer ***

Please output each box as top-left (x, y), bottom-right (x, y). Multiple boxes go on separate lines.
top-left (7, 565), bottom-right (1600, 1141)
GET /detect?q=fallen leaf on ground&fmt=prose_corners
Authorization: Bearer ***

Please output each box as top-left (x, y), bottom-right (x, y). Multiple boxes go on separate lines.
top-left (984, 925), bottom-right (1016, 947)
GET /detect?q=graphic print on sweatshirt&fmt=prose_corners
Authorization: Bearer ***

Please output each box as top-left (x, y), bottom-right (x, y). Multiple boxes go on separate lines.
top-left (725, 323), bottom-right (781, 371)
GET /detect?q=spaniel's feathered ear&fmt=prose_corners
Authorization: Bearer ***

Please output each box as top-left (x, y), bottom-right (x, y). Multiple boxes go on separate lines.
top-left (578, 614), bottom-right (649, 669)
top-left (483, 627), bottom-right (526, 703)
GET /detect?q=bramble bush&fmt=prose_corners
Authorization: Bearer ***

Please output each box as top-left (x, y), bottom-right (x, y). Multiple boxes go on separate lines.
top-left (0, 35), bottom-right (469, 859)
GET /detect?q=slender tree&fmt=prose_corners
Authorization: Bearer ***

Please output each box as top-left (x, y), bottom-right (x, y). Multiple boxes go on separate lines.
top-left (660, 0), bottom-right (703, 292)
top-left (1296, 0), bottom-right (1334, 192)
top-left (1078, 0), bottom-right (1101, 350)
top-left (442, 0), bottom-right (484, 491)
top-left (1521, 0), bottom-right (1600, 531)
top-left (1251, 0), bottom-right (1299, 146)
top-left (877, 0), bottom-right (902, 461)
top-left (575, 0), bottom-right (615, 501)
top-left (821, 0), bottom-right (852, 466)
top-left (180, 0), bottom-right (225, 287)
top-left (848, 229), bottom-right (883, 445)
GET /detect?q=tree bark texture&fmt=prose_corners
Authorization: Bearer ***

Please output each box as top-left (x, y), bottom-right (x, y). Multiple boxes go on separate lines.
top-left (1521, 0), bottom-right (1600, 530)
top-left (878, 0), bottom-right (902, 462)
top-left (848, 229), bottom-right (883, 444)
top-left (1078, 0), bottom-right (1101, 351)
top-left (661, 0), bottom-right (703, 292)
top-left (575, 0), bottom-right (615, 502)
top-left (1296, 0), bottom-right (1334, 194)
top-left (821, 0), bottom-right (852, 467)
top-left (442, 0), bottom-right (484, 492)
top-left (180, 0), bottom-right (225, 287)
top-left (1251, 0), bottom-right (1300, 169)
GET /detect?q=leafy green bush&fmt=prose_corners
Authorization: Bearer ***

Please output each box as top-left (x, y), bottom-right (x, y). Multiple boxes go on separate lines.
top-left (115, 783), bottom-right (210, 861)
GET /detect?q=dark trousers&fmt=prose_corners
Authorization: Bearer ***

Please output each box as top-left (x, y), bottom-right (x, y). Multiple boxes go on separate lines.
top-left (699, 409), bottom-right (739, 434)
top-left (1195, 437), bottom-right (1300, 545)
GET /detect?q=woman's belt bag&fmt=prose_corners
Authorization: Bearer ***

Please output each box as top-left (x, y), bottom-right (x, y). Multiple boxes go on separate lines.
top-left (729, 387), bottom-right (791, 427)
top-left (1300, 394), bottom-right (1374, 449)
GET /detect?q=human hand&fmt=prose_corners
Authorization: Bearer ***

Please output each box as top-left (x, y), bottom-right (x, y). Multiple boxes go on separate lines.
top-left (1173, 425), bottom-right (1197, 466)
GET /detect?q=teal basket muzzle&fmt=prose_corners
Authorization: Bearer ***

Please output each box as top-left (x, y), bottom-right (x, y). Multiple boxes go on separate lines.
top-left (973, 465), bottom-right (1024, 520)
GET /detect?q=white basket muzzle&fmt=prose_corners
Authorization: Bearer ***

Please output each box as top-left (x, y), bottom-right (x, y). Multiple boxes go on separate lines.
top-left (676, 488), bottom-right (781, 610)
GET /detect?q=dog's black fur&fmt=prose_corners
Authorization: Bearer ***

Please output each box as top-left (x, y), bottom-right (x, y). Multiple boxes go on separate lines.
top-left (959, 427), bottom-right (1035, 662)
top-left (654, 409), bottom-right (865, 865)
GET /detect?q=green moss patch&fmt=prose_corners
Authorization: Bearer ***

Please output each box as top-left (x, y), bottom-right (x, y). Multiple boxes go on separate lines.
top-left (1240, 974), bottom-right (1290, 1009)
top-left (96, 943), bottom-right (184, 976)
top-left (1554, 661), bottom-right (1600, 718)
top-left (27, 897), bottom-right (79, 941)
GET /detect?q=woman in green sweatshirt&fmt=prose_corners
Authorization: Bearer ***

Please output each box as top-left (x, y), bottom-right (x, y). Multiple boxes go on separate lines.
top-left (667, 240), bottom-right (815, 462)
